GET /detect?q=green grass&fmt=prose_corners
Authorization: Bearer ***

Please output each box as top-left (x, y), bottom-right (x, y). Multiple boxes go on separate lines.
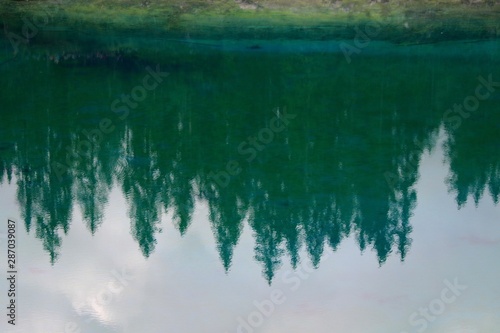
top-left (0, 0), bottom-right (499, 42)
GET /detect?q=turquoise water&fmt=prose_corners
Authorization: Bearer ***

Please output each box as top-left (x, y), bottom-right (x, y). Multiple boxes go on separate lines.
top-left (0, 30), bottom-right (499, 333)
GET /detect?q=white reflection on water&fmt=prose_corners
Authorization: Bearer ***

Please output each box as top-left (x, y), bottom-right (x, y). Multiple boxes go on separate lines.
top-left (1, 128), bottom-right (499, 333)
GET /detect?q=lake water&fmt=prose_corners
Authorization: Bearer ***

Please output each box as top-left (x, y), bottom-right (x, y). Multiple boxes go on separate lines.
top-left (0, 29), bottom-right (499, 333)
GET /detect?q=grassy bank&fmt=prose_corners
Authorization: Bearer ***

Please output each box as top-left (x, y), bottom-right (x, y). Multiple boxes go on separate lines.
top-left (0, 0), bottom-right (499, 43)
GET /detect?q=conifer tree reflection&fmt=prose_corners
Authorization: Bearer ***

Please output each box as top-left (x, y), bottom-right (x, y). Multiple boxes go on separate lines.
top-left (73, 105), bottom-right (121, 234)
top-left (121, 126), bottom-right (163, 258)
top-left (1, 43), bottom-right (498, 281)
top-left (444, 101), bottom-right (500, 207)
top-left (13, 89), bottom-right (74, 263)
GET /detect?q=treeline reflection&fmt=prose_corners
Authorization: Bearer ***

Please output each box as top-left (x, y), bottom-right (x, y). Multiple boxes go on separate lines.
top-left (0, 44), bottom-right (498, 282)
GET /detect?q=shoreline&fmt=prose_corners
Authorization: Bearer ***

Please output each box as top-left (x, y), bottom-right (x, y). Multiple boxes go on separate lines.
top-left (0, 0), bottom-right (499, 50)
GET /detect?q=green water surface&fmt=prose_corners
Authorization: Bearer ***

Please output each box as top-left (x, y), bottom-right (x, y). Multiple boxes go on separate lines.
top-left (0, 28), bottom-right (499, 333)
